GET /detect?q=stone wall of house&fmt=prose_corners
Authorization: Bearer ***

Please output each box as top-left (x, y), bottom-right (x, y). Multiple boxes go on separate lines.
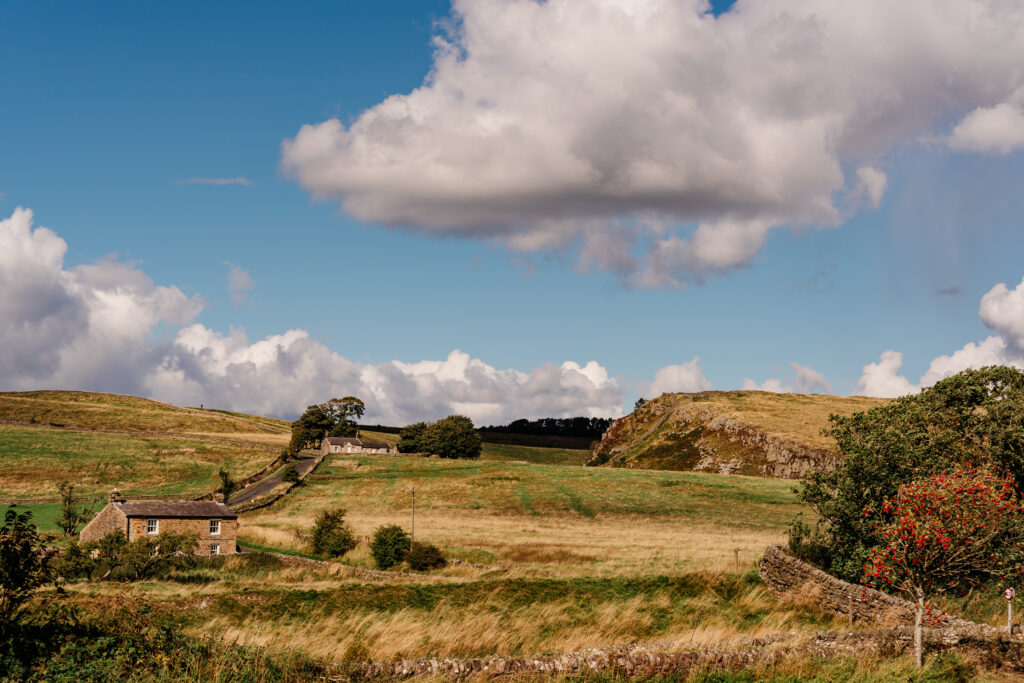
top-left (759, 545), bottom-right (990, 633)
top-left (126, 517), bottom-right (237, 555)
top-left (78, 504), bottom-right (128, 544)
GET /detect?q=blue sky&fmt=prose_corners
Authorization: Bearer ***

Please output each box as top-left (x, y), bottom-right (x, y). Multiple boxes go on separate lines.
top-left (2, 0), bottom-right (1024, 422)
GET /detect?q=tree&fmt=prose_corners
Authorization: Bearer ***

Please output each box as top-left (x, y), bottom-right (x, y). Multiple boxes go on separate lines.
top-left (421, 415), bottom-right (482, 459)
top-left (291, 397), bottom-right (367, 449)
top-left (794, 366), bottom-right (1024, 581)
top-left (397, 422), bottom-right (428, 453)
top-left (291, 404), bottom-right (333, 450)
top-left (0, 507), bottom-right (48, 635)
top-left (861, 466), bottom-right (1024, 667)
top-left (281, 464), bottom-right (300, 483)
top-left (217, 468), bottom-right (236, 500)
top-left (310, 508), bottom-right (357, 558)
top-left (634, 398), bottom-right (647, 411)
top-left (57, 480), bottom-right (96, 537)
top-left (371, 525), bottom-right (411, 569)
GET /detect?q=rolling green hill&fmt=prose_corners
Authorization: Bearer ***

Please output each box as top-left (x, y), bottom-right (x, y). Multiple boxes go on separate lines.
top-left (0, 390), bottom-right (291, 498)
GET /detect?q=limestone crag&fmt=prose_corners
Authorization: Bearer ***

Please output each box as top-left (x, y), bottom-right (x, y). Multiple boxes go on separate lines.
top-left (588, 393), bottom-right (841, 478)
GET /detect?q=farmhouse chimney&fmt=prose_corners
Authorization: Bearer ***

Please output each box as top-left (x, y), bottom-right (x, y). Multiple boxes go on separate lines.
top-left (214, 493), bottom-right (225, 503)
top-left (108, 489), bottom-right (125, 503)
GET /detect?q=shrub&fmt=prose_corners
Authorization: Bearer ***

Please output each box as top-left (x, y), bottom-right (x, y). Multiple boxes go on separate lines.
top-left (420, 415), bottom-right (482, 459)
top-left (309, 508), bottom-right (357, 558)
top-left (281, 464), bottom-right (300, 484)
top-left (406, 542), bottom-right (447, 571)
top-left (370, 525), bottom-right (411, 569)
top-left (0, 507), bottom-right (48, 636)
top-left (62, 531), bottom-right (200, 582)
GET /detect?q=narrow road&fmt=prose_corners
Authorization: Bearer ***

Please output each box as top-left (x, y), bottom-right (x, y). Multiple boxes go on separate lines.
top-left (228, 455), bottom-right (319, 507)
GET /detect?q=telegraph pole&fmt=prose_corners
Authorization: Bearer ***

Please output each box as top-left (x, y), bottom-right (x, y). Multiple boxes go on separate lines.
top-left (411, 487), bottom-right (416, 546)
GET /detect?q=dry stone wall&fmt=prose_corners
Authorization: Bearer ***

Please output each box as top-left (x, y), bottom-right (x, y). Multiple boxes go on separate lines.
top-left (759, 545), bottom-right (991, 634)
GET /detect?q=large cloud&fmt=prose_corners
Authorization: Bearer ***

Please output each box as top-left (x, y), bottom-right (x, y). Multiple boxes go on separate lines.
top-left (638, 358), bottom-right (712, 398)
top-left (0, 209), bottom-right (623, 423)
top-left (282, 0), bottom-right (1024, 287)
top-left (857, 277), bottom-right (1024, 397)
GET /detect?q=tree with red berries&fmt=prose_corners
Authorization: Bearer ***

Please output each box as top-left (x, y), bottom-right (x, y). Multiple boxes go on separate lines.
top-left (862, 466), bottom-right (1024, 667)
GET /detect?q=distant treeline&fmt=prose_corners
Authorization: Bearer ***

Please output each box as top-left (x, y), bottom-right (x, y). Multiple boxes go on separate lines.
top-left (362, 417), bottom-right (615, 450)
top-left (481, 417), bottom-right (614, 438)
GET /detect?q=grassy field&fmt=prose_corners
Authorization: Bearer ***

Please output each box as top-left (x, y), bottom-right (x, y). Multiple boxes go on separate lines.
top-left (0, 423), bottom-right (277, 497)
top-left (676, 390), bottom-right (888, 451)
top-left (244, 454), bottom-right (803, 575)
top-left (359, 428), bottom-right (592, 466)
top-left (0, 390), bottom-right (290, 444)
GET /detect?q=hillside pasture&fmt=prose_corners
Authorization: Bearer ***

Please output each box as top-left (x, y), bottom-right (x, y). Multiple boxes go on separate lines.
top-left (0, 390), bottom-right (290, 446)
top-left (0, 424), bottom-right (276, 497)
top-left (244, 454), bottom-right (804, 575)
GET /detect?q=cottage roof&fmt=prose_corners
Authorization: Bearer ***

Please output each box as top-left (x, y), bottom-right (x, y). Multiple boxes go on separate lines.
top-left (325, 437), bottom-right (362, 446)
top-left (361, 441), bottom-right (391, 450)
top-left (114, 501), bottom-right (237, 519)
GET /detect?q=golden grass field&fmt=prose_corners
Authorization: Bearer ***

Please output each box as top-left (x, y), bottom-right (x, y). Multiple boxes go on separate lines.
top-left (686, 390), bottom-right (889, 450)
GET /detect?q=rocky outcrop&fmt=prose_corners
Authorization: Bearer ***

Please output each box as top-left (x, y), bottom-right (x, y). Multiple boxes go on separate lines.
top-left (589, 393), bottom-right (844, 478)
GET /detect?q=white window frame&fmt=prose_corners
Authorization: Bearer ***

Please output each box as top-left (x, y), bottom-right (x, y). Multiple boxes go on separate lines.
top-left (210, 543), bottom-right (220, 556)
top-left (209, 519), bottom-right (221, 536)
top-left (146, 519), bottom-right (159, 535)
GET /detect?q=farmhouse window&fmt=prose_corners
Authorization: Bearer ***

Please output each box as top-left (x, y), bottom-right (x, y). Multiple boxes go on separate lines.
top-left (210, 544), bottom-right (220, 556)
top-left (146, 519), bottom-right (159, 535)
top-left (209, 520), bottom-right (221, 535)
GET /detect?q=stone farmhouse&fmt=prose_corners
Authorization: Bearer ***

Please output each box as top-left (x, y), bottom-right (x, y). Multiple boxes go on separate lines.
top-left (79, 490), bottom-right (238, 555)
top-left (321, 436), bottom-right (394, 455)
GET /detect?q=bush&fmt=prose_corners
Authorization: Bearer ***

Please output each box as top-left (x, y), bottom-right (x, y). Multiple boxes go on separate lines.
top-left (58, 531), bottom-right (199, 582)
top-left (0, 507), bottom-right (48, 636)
top-left (281, 464), bottom-right (300, 483)
top-left (309, 508), bottom-right (357, 558)
top-left (370, 525), bottom-right (411, 569)
top-left (405, 542), bottom-right (447, 571)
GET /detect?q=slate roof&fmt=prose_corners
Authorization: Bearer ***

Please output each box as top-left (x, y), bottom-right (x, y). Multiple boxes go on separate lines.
top-left (325, 437), bottom-right (362, 446)
top-left (361, 441), bottom-right (391, 450)
top-left (114, 501), bottom-right (237, 519)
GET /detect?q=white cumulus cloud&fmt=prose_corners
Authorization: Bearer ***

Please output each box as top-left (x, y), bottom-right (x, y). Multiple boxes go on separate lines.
top-left (639, 358), bottom-right (712, 398)
top-left (0, 208), bottom-right (624, 423)
top-left (283, 0), bottom-right (1024, 287)
top-left (857, 277), bottom-right (1024, 397)
top-left (947, 87), bottom-right (1024, 155)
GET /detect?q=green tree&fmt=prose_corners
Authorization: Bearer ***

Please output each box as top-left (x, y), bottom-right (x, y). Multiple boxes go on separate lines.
top-left (634, 397), bottom-right (647, 411)
top-left (794, 366), bottom-right (1024, 581)
top-left (291, 404), bottom-right (333, 450)
top-left (57, 480), bottom-right (96, 536)
top-left (371, 525), bottom-right (411, 569)
top-left (397, 422), bottom-right (428, 453)
top-left (291, 397), bottom-right (367, 449)
top-left (216, 468), bottom-right (236, 500)
top-left (309, 508), bottom-right (357, 558)
top-left (0, 507), bottom-right (49, 635)
top-left (281, 464), bottom-right (300, 483)
top-left (421, 415), bottom-right (482, 459)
